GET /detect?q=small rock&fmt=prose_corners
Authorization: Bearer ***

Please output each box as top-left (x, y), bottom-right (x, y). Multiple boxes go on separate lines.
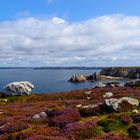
top-left (3, 99), bottom-right (8, 102)
top-left (103, 92), bottom-right (113, 98)
top-left (82, 105), bottom-right (89, 108)
top-left (32, 112), bottom-right (47, 119)
top-left (32, 114), bottom-right (40, 119)
top-left (84, 91), bottom-right (91, 95)
top-left (76, 104), bottom-right (82, 108)
top-left (0, 124), bottom-right (6, 129)
top-left (95, 82), bottom-right (106, 88)
top-left (39, 112), bottom-right (47, 118)
top-left (0, 112), bottom-right (3, 115)
top-left (87, 96), bottom-right (92, 100)
top-left (132, 109), bottom-right (139, 114)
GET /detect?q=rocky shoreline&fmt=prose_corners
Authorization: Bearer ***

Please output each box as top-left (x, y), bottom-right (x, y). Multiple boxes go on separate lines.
top-left (1, 67), bottom-right (140, 140)
top-left (69, 67), bottom-right (140, 82)
top-left (100, 67), bottom-right (140, 79)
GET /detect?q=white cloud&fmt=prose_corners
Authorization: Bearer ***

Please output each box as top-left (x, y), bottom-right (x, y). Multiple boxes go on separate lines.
top-left (0, 14), bottom-right (140, 66)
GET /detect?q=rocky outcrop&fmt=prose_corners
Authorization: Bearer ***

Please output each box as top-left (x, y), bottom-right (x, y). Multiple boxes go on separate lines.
top-left (125, 80), bottom-right (140, 87)
top-left (103, 97), bottom-right (139, 112)
top-left (94, 81), bottom-right (120, 88)
top-left (86, 72), bottom-right (100, 81)
top-left (100, 67), bottom-right (140, 79)
top-left (68, 75), bottom-right (86, 82)
top-left (4, 81), bottom-right (34, 96)
top-left (69, 72), bottom-right (101, 82)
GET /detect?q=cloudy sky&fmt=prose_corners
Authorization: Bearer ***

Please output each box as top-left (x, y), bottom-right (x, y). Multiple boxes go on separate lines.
top-left (0, 0), bottom-right (140, 67)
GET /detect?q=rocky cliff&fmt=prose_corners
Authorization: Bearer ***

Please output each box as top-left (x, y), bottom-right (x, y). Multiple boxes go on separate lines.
top-left (100, 67), bottom-right (140, 79)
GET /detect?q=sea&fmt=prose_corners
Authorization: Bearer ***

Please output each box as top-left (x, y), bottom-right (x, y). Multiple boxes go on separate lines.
top-left (0, 68), bottom-right (102, 93)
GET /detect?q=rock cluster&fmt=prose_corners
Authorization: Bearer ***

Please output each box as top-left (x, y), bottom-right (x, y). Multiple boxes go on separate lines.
top-left (69, 72), bottom-right (99, 82)
top-left (104, 97), bottom-right (139, 112)
top-left (125, 80), bottom-right (140, 87)
top-left (4, 81), bottom-right (34, 96)
top-left (68, 75), bottom-right (86, 82)
top-left (94, 81), bottom-right (120, 88)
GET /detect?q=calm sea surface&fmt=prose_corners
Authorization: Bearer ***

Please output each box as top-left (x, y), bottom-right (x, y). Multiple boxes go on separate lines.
top-left (0, 69), bottom-right (102, 93)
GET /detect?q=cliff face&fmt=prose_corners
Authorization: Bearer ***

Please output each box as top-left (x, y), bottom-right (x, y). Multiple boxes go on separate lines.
top-left (100, 67), bottom-right (140, 79)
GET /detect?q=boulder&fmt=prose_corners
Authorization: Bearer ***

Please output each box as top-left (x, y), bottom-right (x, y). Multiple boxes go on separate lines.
top-left (76, 104), bottom-right (82, 108)
top-left (103, 92), bottom-right (113, 98)
top-left (68, 75), bottom-right (86, 82)
top-left (94, 82), bottom-right (106, 88)
top-left (86, 72), bottom-right (99, 81)
top-left (103, 97), bottom-right (139, 112)
top-left (32, 112), bottom-right (47, 119)
top-left (4, 81), bottom-right (34, 96)
top-left (86, 96), bottom-right (92, 100)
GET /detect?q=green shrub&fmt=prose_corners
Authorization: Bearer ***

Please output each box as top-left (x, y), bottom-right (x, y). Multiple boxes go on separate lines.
top-left (63, 121), bottom-right (104, 140)
top-left (98, 119), bottom-right (124, 133)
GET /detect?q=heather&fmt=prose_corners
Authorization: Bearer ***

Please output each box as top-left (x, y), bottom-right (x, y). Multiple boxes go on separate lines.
top-left (0, 87), bottom-right (140, 139)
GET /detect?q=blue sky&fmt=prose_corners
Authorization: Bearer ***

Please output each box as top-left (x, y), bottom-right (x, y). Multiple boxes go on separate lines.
top-left (1, 0), bottom-right (140, 66)
top-left (1, 0), bottom-right (140, 21)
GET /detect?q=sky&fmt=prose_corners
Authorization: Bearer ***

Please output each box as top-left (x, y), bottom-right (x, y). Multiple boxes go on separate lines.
top-left (0, 0), bottom-right (140, 67)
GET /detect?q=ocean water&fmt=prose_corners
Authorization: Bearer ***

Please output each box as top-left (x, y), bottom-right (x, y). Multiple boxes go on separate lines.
top-left (0, 69), bottom-right (101, 93)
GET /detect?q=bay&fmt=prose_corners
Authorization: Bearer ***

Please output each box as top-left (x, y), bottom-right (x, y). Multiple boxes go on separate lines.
top-left (0, 69), bottom-right (101, 93)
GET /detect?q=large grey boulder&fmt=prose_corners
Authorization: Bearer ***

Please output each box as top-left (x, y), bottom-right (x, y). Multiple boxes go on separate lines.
top-left (4, 81), bottom-right (34, 96)
top-left (104, 97), bottom-right (139, 112)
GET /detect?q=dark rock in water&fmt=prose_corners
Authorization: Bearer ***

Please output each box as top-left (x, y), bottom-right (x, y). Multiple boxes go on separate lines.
top-left (68, 75), bottom-right (86, 82)
top-left (100, 67), bottom-right (140, 79)
top-left (125, 80), bottom-right (140, 87)
top-left (86, 72), bottom-right (99, 81)
top-left (69, 72), bottom-right (100, 83)
top-left (105, 81), bottom-right (120, 87)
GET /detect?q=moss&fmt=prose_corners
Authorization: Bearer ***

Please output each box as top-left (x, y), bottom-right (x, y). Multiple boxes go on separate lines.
top-left (98, 119), bottom-right (126, 133)
top-left (90, 126), bottom-right (104, 137)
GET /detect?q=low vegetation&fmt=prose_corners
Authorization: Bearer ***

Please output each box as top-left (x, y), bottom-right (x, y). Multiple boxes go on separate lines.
top-left (0, 87), bottom-right (140, 139)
